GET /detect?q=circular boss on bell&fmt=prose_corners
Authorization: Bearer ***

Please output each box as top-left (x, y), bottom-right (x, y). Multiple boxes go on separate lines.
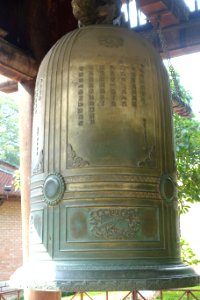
top-left (42, 173), bottom-right (65, 205)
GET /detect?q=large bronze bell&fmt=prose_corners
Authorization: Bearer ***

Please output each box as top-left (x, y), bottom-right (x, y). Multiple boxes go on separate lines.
top-left (12, 24), bottom-right (199, 291)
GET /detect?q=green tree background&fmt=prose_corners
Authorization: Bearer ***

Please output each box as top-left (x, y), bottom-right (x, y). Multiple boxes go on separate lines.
top-left (0, 93), bottom-right (20, 166)
top-left (170, 71), bottom-right (200, 265)
top-left (174, 114), bottom-right (200, 213)
top-left (169, 71), bottom-right (200, 214)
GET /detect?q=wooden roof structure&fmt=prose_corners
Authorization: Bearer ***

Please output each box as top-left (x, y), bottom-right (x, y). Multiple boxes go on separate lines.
top-left (0, 0), bottom-right (200, 88)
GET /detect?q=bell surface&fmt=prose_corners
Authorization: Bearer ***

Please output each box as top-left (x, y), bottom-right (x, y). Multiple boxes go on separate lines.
top-left (11, 25), bottom-right (199, 291)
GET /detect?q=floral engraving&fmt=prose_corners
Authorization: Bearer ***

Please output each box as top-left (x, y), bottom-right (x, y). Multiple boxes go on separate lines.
top-left (89, 208), bottom-right (141, 240)
top-left (68, 144), bottom-right (89, 168)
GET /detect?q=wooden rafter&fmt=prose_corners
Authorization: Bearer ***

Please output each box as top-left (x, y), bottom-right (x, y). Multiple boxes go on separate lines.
top-left (0, 38), bottom-right (38, 82)
top-left (0, 1), bottom-right (200, 83)
top-left (135, 11), bottom-right (200, 58)
top-left (137, 0), bottom-right (190, 27)
top-left (0, 80), bottom-right (18, 93)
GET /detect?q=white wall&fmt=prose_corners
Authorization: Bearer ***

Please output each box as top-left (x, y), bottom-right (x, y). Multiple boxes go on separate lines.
top-left (180, 202), bottom-right (200, 259)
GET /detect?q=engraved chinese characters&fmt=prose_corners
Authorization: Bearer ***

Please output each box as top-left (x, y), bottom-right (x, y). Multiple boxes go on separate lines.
top-left (32, 77), bottom-right (44, 174)
top-left (77, 66), bottom-right (84, 126)
top-left (75, 63), bottom-right (144, 125)
top-left (69, 60), bottom-right (155, 167)
top-left (22, 25), bottom-right (200, 291)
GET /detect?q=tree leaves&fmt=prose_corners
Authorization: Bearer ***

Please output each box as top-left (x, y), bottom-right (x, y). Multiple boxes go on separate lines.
top-left (0, 94), bottom-right (19, 166)
top-left (180, 238), bottom-right (200, 265)
top-left (170, 72), bottom-right (200, 214)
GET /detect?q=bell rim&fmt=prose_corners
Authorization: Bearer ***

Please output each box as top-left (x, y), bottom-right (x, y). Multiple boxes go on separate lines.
top-left (10, 261), bottom-right (200, 291)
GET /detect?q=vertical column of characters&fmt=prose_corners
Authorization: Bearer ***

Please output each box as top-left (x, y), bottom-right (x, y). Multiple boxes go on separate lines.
top-left (34, 78), bottom-right (44, 156)
top-left (99, 65), bottom-right (106, 107)
top-left (119, 65), bottom-right (127, 107)
top-left (110, 65), bottom-right (117, 107)
top-left (32, 78), bottom-right (44, 174)
top-left (88, 65), bottom-right (95, 125)
top-left (77, 66), bottom-right (84, 126)
top-left (139, 64), bottom-right (145, 104)
top-left (131, 66), bottom-right (137, 107)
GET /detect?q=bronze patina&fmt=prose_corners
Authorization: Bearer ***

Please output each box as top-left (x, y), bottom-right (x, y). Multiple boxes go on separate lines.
top-left (11, 1), bottom-right (199, 291)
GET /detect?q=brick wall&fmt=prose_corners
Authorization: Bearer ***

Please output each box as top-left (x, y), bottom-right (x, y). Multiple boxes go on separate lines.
top-left (0, 199), bottom-right (23, 281)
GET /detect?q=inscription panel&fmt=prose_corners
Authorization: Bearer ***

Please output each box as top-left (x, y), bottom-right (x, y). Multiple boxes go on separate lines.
top-left (65, 206), bottom-right (159, 243)
top-left (73, 63), bottom-right (147, 127)
top-left (68, 62), bottom-right (158, 169)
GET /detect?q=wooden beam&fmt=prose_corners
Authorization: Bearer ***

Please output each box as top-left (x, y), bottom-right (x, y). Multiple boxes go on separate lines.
top-left (0, 80), bottom-right (18, 93)
top-left (0, 8), bottom-right (200, 81)
top-left (162, 14), bottom-right (200, 57)
top-left (0, 38), bottom-right (38, 81)
top-left (137, 0), bottom-right (190, 27)
top-left (135, 12), bottom-right (200, 58)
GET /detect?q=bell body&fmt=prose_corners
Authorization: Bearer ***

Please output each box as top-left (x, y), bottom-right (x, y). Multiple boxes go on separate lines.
top-left (12, 25), bottom-right (199, 290)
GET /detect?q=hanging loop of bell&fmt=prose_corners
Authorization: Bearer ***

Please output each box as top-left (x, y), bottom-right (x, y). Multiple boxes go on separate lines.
top-left (71, 0), bottom-right (124, 27)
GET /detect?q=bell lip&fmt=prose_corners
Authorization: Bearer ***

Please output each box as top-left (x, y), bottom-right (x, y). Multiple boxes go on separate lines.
top-left (10, 261), bottom-right (200, 291)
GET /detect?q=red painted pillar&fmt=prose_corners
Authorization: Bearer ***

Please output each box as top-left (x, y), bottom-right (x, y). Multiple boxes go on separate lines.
top-left (19, 82), bottom-right (61, 300)
top-left (28, 291), bottom-right (61, 300)
top-left (18, 81), bottom-right (33, 263)
top-left (131, 290), bottom-right (137, 300)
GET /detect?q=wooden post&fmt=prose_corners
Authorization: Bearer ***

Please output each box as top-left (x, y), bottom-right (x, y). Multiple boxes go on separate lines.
top-left (18, 81), bottom-right (61, 300)
top-left (106, 291), bottom-right (109, 300)
top-left (18, 81), bottom-right (34, 263)
top-left (18, 81), bottom-right (33, 300)
top-left (131, 290), bottom-right (137, 300)
top-left (28, 291), bottom-right (61, 300)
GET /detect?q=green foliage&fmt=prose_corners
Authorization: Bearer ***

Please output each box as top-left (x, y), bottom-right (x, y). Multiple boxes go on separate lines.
top-left (169, 69), bottom-right (200, 213)
top-left (170, 69), bottom-right (200, 265)
top-left (180, 238), bottom-right (200, 266)
top-left (156, 289), bottom-right (200, 300)
top-left (169, 69), bottom-right (192, 105)
top-left (61, 292), bottom-right (74, 297)
top-left (174, 114), bottom-right (200, 213)
top-left (0, 93), bottom-right (19, 166)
